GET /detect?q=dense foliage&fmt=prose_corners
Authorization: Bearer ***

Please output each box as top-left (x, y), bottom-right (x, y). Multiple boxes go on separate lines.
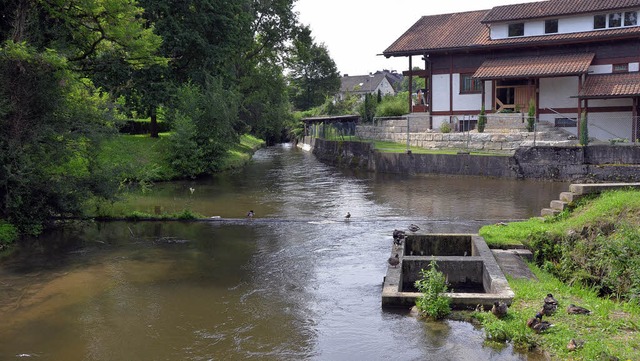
top-left (414, 259), bottom-right (451, 320)
top-left (0, 0), bottom-right (341, 236)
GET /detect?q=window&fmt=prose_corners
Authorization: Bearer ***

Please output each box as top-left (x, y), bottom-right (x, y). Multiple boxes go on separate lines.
top-left (625, 11), bottom-right (638, 26)
top-left (613, 63), bottom-right (629, 73)
top-left (544, 19), bottom-right (558, 34)
top-left (609, 12), bottom-right (623, 27)
top-left (555, 117), bottom-right (577, 128)
top-left (594, 14), bottom-right (606, 29)
top-left (508, 23), bottom-right (524, 37)
top-left (460, 74), bottom-right (482, 94)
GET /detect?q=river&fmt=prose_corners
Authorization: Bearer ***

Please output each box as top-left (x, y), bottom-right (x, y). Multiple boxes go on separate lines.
top-left (0, 144), bottom-right (566, 360)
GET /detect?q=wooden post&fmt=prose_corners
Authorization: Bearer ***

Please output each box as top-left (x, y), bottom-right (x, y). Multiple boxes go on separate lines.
top-left (408, 56), bottom-right (413, 114)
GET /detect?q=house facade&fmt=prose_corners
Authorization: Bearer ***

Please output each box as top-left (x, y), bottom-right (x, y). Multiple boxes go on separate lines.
top-left (383, 0), bottom-right (640, 142)
top-left (336, 71), bottom-right (400, 101)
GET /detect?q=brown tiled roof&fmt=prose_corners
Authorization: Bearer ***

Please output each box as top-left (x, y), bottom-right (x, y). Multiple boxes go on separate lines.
top-left (473, 53), bottom-right (595, 79)
top-left (382, 10), bottom-right (640, 56)
top-left (482, 0), bottom-right (640, 23)
top-left (383, 10), bottom-right (489, 56)
top-left (578, 72), bottom-right (640, 98)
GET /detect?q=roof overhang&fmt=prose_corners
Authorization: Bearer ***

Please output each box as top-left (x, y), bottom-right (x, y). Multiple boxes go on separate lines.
top-left (473, 53), bottom-right (595, 80)
top-left (574, 72), bottom-right (640, 99)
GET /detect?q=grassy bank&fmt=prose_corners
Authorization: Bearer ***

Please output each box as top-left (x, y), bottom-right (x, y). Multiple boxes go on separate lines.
top-left (474, 189), bottom-right (640, 360)
top-left (99, 133), bottom-right (265, 183)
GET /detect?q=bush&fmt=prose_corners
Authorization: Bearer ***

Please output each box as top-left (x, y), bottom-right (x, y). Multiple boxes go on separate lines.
top-left (477, 105), bottom-right (487, 133)
top-left (526, 99), bottom-right (536, 132)
top-left (579, 110), bottom-right (589, 146)
top-left (439, 121), bottom-right (452, 133)
top-left (0, 221), bottom-right (18, 246)
top-left (414, 259), bottom-right (451, 319)
top-left (376, 92), bottom-right (409, 117)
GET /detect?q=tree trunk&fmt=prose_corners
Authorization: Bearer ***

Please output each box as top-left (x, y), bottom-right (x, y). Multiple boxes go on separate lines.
top-left (149, 105), bottom-right (158, 138)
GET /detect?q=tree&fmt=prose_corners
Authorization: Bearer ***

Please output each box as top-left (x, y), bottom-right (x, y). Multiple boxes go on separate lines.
top-left (0, 42), bottom-right (119, 233)
top-left (287, 25), bottom-right (340, 111)
top-left (0, 1), bottom-right (165, 233)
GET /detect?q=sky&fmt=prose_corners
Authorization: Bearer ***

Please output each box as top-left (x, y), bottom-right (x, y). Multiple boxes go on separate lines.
top-left (294, 0), bottom-right (541, 76)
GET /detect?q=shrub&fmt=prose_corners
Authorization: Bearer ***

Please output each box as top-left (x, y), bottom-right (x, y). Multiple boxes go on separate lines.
top-left (0, 221), bottom-right (18, 246)
top-left (579, 110), bottom-right (589, 146)
top-left (477, 105), bottom-right (487, 133)
top-left (414, 258), bottom-right (451, 320)
top-left (439, 121), bottom-right (452, 133)
top-left (526, 99), bottom-right (536, 132)
top-left (376, 92), bottom-right (408, 117)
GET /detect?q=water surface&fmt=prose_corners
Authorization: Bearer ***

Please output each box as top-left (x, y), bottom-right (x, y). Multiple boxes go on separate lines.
top-left (0, 144), bottom-right (565, 360)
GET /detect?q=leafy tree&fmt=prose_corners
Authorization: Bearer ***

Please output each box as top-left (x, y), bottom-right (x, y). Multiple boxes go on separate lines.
top-left (0, 42), bottom-right (118, 233)
top-left (167, 77), bottom-right (239, 178)
top-left (399, 67), bottom-right (426, 92)
top-left (287, 25), bottom-right (340, 111)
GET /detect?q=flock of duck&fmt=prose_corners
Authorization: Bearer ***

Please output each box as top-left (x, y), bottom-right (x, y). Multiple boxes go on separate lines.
top-left (387, 224), bottom-right (421, 268)
top-left (384, 221), bottom-right (594, 353)
top-left (491, 293), bottom-right (591, 351)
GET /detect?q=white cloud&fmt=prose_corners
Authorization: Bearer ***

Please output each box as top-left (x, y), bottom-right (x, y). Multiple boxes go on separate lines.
top-left (295, 0), bottom-right (540, 75)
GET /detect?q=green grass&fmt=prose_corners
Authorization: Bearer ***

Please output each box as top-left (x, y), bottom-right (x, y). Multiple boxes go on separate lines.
top-left (99, 133), bottom-right (265, 183)
top-left (471, 265), bottom-right (640, 360)
top-left (98, 132), bottom-right (177, 182)
top-left (480, 189), bottom-right (640, 248)
top-left (474, 189), bottom-right (640, 359)
top-left (320, 136), bottom-right (510, 156)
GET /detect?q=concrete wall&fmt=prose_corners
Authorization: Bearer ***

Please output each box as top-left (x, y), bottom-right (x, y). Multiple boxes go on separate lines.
top-left (307, 139), bottom-right (640, 182)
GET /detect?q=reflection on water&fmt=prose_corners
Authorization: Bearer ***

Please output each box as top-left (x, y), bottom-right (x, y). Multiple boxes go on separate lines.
top-left (0, 144), bottom-right (562, 360)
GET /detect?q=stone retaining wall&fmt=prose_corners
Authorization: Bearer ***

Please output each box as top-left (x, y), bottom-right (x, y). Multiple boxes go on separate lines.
top-left (308, 139), bottom-right (640, 182)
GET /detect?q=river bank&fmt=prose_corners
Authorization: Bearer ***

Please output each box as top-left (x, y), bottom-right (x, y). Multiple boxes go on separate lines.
top-left (302, 137), bottom-right (640, 182)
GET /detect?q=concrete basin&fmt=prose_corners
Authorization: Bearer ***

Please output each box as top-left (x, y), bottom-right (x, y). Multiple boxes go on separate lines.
top-left (382, 234), bottom-right (514, 310)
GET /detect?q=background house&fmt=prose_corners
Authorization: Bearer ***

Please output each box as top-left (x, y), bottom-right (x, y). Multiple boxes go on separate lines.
top-left (336, 70), bottom-right (402, 101)
top-left (383, 0), bottom-right (640, 142)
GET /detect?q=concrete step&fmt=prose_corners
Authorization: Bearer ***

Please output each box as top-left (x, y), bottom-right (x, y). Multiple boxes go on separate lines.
top-left (541, 208), bottom-right (561, 217)
top-left (491, 249), bottom-right (537, 280)
top-left (559, 191), bottom-right (578, 203)
top-left (550, 200), bottom-right (568, 211)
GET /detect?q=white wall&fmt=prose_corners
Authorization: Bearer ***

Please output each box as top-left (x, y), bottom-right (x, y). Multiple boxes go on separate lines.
top-left (630, 62), bottom-right (640, 72)
top-left (490, 11), bottom-right (640, 39)
top-left (452, 73), bottom-right (483, 111)
top-left (484, 80), bottom-right (494, 111)
top-left (539, 77), bottom-right (579, 109)
top-left (432, 74), bottom-right (451, 112)
top-left (375, 78), bottom-right (395, 96)
top-left (588, 112), bottom-right (634, 141)
top-left (589, 64), bottom-right (613, 74)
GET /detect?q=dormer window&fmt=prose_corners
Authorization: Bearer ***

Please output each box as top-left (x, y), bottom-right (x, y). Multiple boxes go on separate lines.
top-left (544, 19), bottom-right (558, 34)
top-left (508, 23), bottom-right (524, 37)
top-left (594, 14), bottom-right (606, 29)
top-left (594, 11), bottom-right (638, 29)
top-left (609, 13), bottom-right (622, 27)
top-left (625, 11), bottom-right (637, 26)
top-left (613, 63), bottom-right (629, 73)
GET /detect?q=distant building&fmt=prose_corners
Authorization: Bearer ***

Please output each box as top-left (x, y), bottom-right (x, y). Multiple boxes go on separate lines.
top-left (337, 70), bottom-right (401, 101)
top-left (383, 0), bottom-right (640, 142)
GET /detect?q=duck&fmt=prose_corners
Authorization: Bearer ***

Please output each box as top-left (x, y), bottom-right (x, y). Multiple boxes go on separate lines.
top-left (345, 212), bottom-right (351, 219)
top-left (392, 229), bottom-right (406, 245)
top-left (567, 338), bottom-right (585, 352)
top-left (544, 293), bottom-right (558, 306)
top-left (246, 210), bottom-right (254, 218)
top-left (388, 253), bottom-right (400, 268)
top-left (527, 317), bottom-right (553, 333)
top-left (491, 301), bottom-right (508, 318)
top-left (408, 224), bottom-right (420, 232)
top-left (567, 304), bottom-right (591, 315)
top-left (541, 302), bottom-right (557, 316)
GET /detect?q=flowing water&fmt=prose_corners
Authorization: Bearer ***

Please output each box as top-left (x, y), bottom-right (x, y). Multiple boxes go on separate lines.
top-left (0, 144), bottom-right (567, 360)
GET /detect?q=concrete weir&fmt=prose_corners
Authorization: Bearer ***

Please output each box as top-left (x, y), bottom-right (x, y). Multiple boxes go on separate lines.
top-left (382, 234), bottom-right (514, 310)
